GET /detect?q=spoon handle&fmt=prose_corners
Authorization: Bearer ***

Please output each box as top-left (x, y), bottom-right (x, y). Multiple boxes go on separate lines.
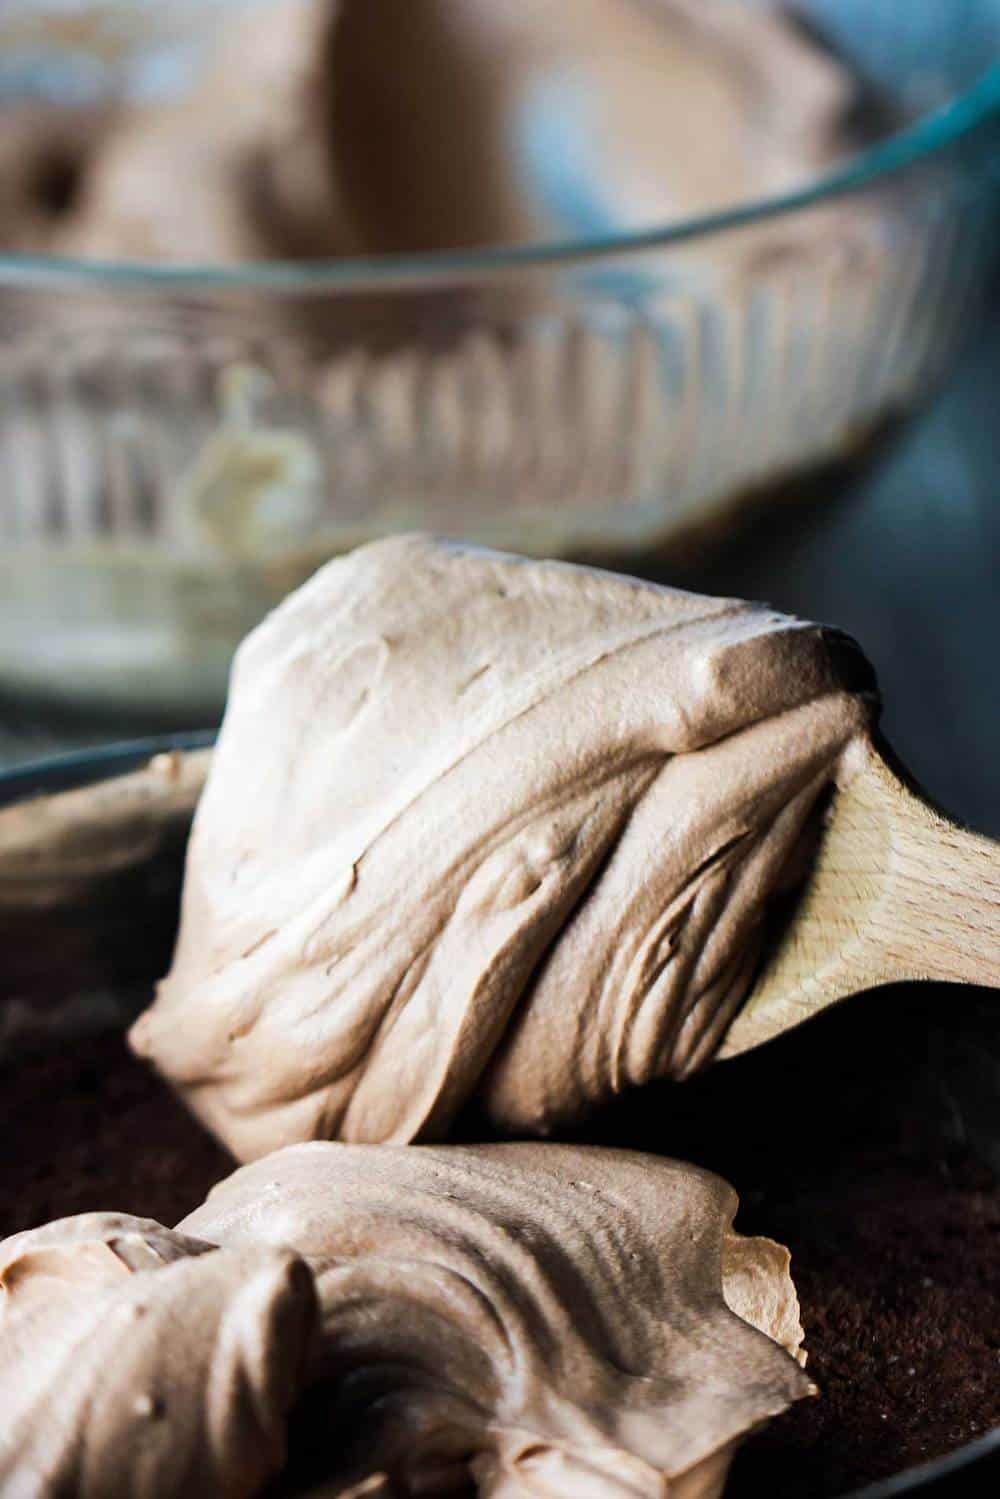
top-left (720, 736), bottom-right (1000, 1059)
top-left (876, 752), bottom-right (1000, 987)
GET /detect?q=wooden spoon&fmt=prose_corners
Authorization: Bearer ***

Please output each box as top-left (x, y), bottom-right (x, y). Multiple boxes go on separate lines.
top-left (0, 734), bottom-right (996, 1060)
top-left (720, 732), bottom-right (999, 1059)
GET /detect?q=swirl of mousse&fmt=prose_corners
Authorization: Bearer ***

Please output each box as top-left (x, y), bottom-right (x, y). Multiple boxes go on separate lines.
top-left (331, 0), bottom-right (868, 256)
top-left (53, 0), bottom-right (359, 268)
top-left (179, 1141), bottom-right (812, 1497)
top-left (130, 535), bottom-right (877, 1157)
top-left (0, 1213), bottom-right (316, 1497)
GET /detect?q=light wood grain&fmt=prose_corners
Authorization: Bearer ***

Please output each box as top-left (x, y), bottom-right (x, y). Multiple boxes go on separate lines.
top-left (721, 734), bottom-right (1000, 1058)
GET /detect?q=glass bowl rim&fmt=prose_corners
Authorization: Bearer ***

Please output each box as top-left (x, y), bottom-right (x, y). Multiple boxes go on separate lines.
top-left (1, 64), bottom-right (999, 295)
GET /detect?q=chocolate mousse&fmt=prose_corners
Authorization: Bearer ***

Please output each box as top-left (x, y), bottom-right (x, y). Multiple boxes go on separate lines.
top-left (130, 536), bottom-right (876, 1158)
top-left (0, 1143), bottom-right (810, 1497)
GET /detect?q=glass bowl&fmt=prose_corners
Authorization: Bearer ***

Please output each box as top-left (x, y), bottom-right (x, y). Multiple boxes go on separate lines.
top-left (2, 0), bottom-right (1000, 712)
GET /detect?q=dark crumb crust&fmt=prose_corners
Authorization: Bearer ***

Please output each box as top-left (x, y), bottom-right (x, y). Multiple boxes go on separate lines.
top-left (2, 984), bottom-right (998, 1498)
top-left (1, 1027), bottom-right (230, 1238)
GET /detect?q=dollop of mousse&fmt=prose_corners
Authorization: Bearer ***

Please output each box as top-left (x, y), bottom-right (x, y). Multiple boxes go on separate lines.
top-left (54, 0), bottom-right (357, 267)
top-left (14, 0), bottom-right (866, 266)
top-left (333, 0), bottom-right (864, 254)
top-left (0, 1213), bottom-right (316, 1497)
top-left (179, 1142), bottom-right (813, 1497)
top-left (132, 535), bottom-right (875, 1158)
